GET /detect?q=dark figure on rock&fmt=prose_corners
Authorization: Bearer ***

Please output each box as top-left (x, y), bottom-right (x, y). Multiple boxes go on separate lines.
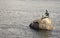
top-left (29, 10), bottom-right (55, 30)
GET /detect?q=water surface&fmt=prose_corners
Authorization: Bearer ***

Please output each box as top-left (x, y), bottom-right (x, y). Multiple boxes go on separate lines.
top-left (0, 0), bottom-right (60, 38)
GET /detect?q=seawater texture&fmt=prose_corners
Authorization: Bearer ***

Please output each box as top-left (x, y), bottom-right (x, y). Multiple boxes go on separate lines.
top-left (0, 0), bottom-right (60, 38)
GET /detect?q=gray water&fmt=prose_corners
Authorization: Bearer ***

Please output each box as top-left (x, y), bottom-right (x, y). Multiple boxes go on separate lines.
top-left (0, 0), bottom-right (60, 38)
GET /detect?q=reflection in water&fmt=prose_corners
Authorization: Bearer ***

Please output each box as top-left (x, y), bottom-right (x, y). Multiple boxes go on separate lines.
top-left (31, 29), bottom-right (51, 38)
top-left (30, 28), bottom-right (59, 38)
top-left (39, 30), bottom-right (50, 38)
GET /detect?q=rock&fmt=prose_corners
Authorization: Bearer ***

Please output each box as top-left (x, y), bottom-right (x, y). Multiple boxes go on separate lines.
top-left (29, 21), bottom-right (39, 30)
top-left (29, 18), bottom-right (55, 30)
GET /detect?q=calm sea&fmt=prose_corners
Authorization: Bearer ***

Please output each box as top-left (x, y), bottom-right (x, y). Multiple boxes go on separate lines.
top-left (0, 0), bottom-right (60, 38)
